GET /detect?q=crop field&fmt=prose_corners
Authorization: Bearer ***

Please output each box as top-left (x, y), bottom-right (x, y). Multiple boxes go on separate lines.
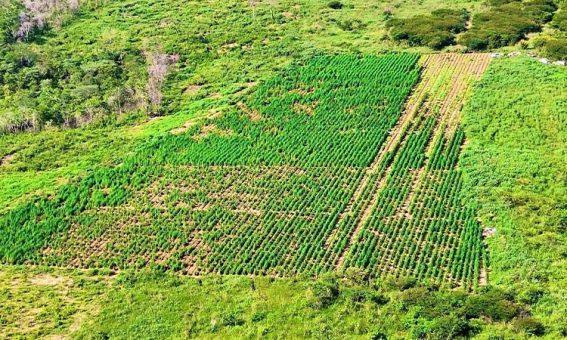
top-left (340, 54), bottom-right (491, 288)
top-left (0, 53), bottom-right (490, 287)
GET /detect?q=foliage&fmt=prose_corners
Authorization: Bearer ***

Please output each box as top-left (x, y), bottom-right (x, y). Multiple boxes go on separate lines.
top-left (459, 0), bottom-right (558, 50)
top-left (60, 269), bottom-right (530, 339)
top-left (0, 109), bottom-right (208, 214)
top-left (542, 37), bottom-right (567, 60)
top-left (551, 7), bottom-right (567, 31)
top-left (342, 54), bottom-right (490, 289)
top-left (0, 265), bottom-right (108, 339)
top-left (327, 1), bottom-right (343, 10)
top-left (0, 1), bottom-right (565, 338)
top-left (0, 0), bottom-right (21, 45)
top-left (0, 54), bottom-right (424, 275)
top-left (387, 9), bottom-right (469, 49)
top-left (0, 53), bottom-right (486, 288)
top-left (0, 0), bottom-right (303, 133)
top-left (0, 265), bottom-right (542, 338)
top-left (308, 274), bottom-right (340, 309)
top-left (513, 317), bottom-right (546, 336)
top-left (2, 0), bottom-right (451, 134)
top-left (464, 288), bottom-right (520, 321)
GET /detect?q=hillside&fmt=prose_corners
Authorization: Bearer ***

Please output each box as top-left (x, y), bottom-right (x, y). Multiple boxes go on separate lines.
top-left (1, 0), bottom-right (566, 339)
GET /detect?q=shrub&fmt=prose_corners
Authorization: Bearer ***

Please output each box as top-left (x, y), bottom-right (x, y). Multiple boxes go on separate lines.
top-left (412, 315), bottom-right (473, 339)
top-left (0, 0), bottom-right (21, 45)
top-left (336, 19), bottom-right (367, 31)
top-left (370, 292), bottom-right (390, 305)
top-left (517, 286), bottom-right (546, 305)
top-left (459, 0), bottom-right (557, 50)
top-left (347, 288), bottom-right (372, 303)
top-left (399, 287), bottom-right (429, 311)
top-left (383, 276), bottom-right (417, 290)
top-left (388, 9), bottom-right (469, 49)
top-left (251, 311), bottom-right (266, 322)
top-left (464, 289), bottom-right (520, 321)
top-left (220, 310), bottom-right (245, 327)
top-left (551, 9), bottom-right (567, 31)
top-left (328, 1), bottom-right (343, 10)
top-left (344, 267), bottom-right (369, 285)
top-left (371, 330), bottom-right (388, 340)
top-left (513, 317), bottom-right (546, 336)
top-left (523, 0), bottom-right (558, 24)
top-left (308, 275), bottom-right (340, 309)
top-left (543, 38), bottom-right (567, 60)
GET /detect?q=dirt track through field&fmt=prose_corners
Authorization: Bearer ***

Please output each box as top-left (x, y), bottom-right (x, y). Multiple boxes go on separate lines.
top-left (333, 53), bottom-right (491, 272)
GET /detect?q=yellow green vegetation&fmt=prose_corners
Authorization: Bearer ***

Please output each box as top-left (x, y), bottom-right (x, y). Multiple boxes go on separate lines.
top-left (461, 56), bottom-right (567, 337)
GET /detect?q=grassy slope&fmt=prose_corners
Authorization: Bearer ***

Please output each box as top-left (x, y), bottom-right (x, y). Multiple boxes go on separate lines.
top-left (1, 58), bottom-right (563, 340)
top-left (0, 265), bottom-right (109, 339)
top-left (0, 0), bottom-right (483, 212)
top-left (0, 110), bottom-right (208, 213)
top-left (64, 57), bottom-right (566, 340)
top-left (0, 266), bottom-right (531, 339)
top-left (461, 57), bottom-right (567, 337)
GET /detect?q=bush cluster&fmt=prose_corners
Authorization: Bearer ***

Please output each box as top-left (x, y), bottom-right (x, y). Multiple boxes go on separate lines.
top-left (308, 275), bottom-right (340, 309)
top-left (551, 9), bottom-right (567, 31)
top-left (387, 9), bottom-right (469, 50)
top-left (398, 286), bottom-right (543, 338)
top-left (0, 1), bottom-right (20, 45)
top-left (542, 37), bottom-right (567, 60)
top-left (328, 1), bottom-right (343, 10)
top-left (0, 43), bottom-right (148, 133)
top-left (459, 0), bottom-right (558, 50)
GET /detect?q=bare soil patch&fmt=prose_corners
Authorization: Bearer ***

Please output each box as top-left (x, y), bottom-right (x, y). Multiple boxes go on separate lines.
top-left (184, 85), bottom-right (202, 96)
top-left (29, 274), bottom-right (68, 286)
top-left (0, 153), bottom-right (15, 166)
top-left (192, 124), bottom-right (234, 140)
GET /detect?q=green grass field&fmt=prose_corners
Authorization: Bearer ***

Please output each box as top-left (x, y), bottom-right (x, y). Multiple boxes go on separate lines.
top-left (461, 56), bottom-right (567, 336)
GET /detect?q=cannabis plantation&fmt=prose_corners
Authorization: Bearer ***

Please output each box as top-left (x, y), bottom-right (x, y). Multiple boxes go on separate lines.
top-left (1, 54), bottom-right (489, 288)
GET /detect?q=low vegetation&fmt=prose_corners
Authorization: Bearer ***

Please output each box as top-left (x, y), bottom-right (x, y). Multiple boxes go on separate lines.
top-left (340, 54), bottom-right (491, 289)
top-left (541, 3), bottom-right (567, 60)
top-left (0, 54), bottom-right (426, 276)
top-left (386, 0), bottom-right (564, 54)
top-left (0, 266), bottom-right (540, 339)
top-left (0, 0), bottom-right (301, 133)
top-left (461, 57), bottom-right (567, 337)
top-left (0, 54), bottom-right (492, 289)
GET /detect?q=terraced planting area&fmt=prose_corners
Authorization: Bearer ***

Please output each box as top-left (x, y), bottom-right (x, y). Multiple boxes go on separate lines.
top-left (0, 53), bottom-right (490, 287)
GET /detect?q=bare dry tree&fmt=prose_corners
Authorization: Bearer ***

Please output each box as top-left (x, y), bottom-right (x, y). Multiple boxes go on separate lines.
top-left (145, 51), bottom-right (179, 115)
top-left (69, 0), bottom-right (80, 12)
top-left (14, 0), bottom-right (107, 40)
